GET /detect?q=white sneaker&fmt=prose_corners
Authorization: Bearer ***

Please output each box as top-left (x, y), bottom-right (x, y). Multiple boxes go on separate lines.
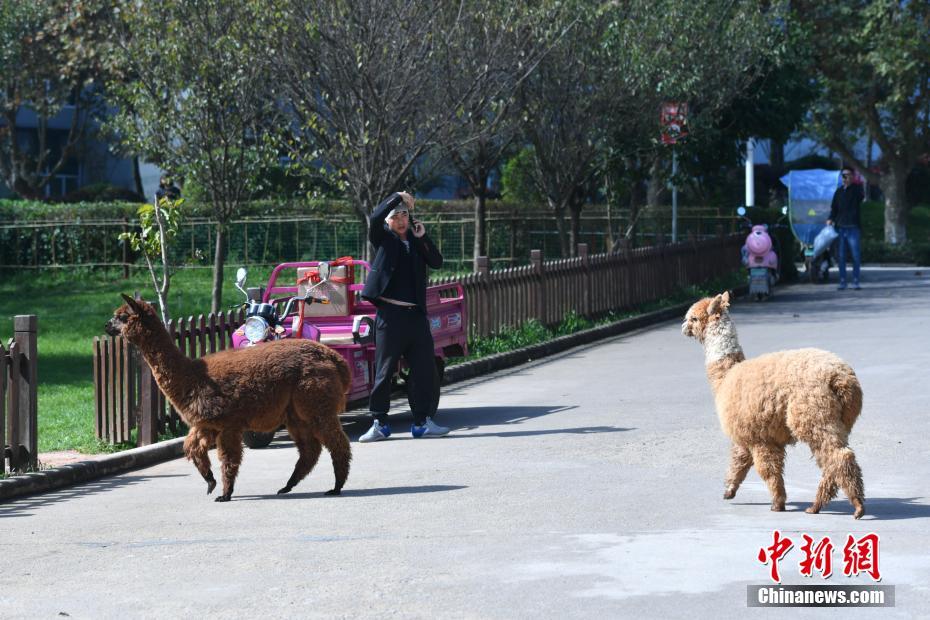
top-left (359, 419), bottom-right (391, 443)
top-left (411, 417), bottom-right (450, 438)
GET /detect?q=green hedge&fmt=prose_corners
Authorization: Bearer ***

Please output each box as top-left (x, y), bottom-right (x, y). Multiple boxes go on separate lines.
top-left (0, 197), bottom-right (543, 222)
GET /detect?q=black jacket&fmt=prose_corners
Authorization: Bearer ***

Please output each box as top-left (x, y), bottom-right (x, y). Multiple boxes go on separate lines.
top-left (361, 193), bottom-right (443, 312)
top-left (829, 183), bottom-right (864, 229)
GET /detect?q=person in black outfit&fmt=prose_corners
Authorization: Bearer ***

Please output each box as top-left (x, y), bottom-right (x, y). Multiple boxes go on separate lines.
top-left (156, 175), bottom-right (181, 202)
top-left (358, 191), bottom-right (449, 442)
top-left (827, 166), bottom-right (864, 290)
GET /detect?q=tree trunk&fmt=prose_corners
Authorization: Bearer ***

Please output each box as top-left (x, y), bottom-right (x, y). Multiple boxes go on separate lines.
top-left (472, 184), bottom-right (488, 270)
top-left (211, 224), bottom-right (226, 314)
top-left (568, 201), bottom-right (581, 256)
top-left (880, 163), bottom-right (909, 245)
top-left (549, 198), bottom-right (568, 258)
top-left (133, 156), bottom-right (146, 199)
top-left (769, 140), bottom-right (785, 177)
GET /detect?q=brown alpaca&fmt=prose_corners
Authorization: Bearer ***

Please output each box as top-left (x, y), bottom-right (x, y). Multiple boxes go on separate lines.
top-left (106, 294), bottom-right (352, 502)
top-left (682, 292), bottom-right (865, 519)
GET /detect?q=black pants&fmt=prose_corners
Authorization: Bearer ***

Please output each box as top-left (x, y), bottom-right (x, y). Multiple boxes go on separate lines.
top-left (369, 303), bottom-right (436, 426)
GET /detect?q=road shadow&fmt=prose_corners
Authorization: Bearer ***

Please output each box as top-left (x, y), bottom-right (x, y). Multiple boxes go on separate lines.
top-left (233, 484), bottom-right (467, 501)
top-left (0, 474), bottom-right (189, 518)
top-left (341, 405), bottom-right (632, 440)
top-left (731, 497), bottom-right (930, 521)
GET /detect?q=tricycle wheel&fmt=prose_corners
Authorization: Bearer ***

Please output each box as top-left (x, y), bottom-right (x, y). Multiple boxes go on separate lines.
top-left (243, 430), bottom-right (276, 449)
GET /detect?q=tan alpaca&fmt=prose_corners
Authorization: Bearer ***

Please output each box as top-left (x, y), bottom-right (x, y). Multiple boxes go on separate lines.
top-left (682, 292), bottom-right (865, 519)
top-left (106, 294), bottom-right (352, 502)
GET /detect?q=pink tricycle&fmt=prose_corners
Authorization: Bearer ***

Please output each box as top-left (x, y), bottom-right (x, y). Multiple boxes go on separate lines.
top-left (231, 258), bottom-right (468, 447)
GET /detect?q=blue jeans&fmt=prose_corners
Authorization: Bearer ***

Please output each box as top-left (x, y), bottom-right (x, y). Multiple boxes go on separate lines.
top-left (837, 226), bottom-right (861, 285)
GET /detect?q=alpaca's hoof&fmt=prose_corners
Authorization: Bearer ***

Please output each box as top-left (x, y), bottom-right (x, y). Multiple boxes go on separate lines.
top-left (215, 494), bottom-right (231, 502)
top-left (771, 502), bottom-right (785, 512)
top-left (723, 487), bottom-right (736, 500)
top-left (277, 486), bottom-right (292, 495)
top-left (853, 505), bottom-right (865, 519)
top-left (805, 505), bottom-right (821, 514)
top-left (324, 488), bottom-right (341, 496)
top-left (206, 479), bottom-right (217, 494)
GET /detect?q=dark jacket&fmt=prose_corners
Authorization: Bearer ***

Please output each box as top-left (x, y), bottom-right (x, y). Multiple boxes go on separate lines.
top-left (829, 183), bottom-right (864, 229)
top-left (361, 193), bottom-right (443, 313)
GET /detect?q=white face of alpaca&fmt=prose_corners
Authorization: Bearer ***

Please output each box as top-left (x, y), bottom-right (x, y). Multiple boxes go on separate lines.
top-left (682, 292), bottom-right (731, 343)
top-left (682, 292), bottom-right (741, 362)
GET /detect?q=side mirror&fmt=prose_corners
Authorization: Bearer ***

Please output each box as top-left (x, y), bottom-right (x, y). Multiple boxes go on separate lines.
top-left (781, 206), bottom-right (788, 215)
top-left (235, 267), bottom-right (248, 289)
top-left (737, 206), bottom-right (747, 216)
top-left (317, 261), bottom-right (331, 281)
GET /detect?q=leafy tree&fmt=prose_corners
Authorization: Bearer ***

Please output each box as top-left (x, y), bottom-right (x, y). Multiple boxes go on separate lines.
top-left (107, 0), bottom-right (280, 312)
top-left (119, 197), bottom-right (184, 323)
top-left (0, 0), bottom-right (114, 198)
top-left (796, 0), bottom-right (930, 244)
top-left (434, 1), bottom-right (568, 268)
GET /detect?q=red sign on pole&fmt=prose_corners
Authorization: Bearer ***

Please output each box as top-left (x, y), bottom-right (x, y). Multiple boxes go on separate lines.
top-left (660, 102), bottom-right (689, 145)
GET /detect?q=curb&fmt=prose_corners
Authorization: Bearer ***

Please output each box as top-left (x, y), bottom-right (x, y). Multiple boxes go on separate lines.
top-left (0, 288), bottom-right (742, 503)
top-left (0, 438), bottom-right (185, 502)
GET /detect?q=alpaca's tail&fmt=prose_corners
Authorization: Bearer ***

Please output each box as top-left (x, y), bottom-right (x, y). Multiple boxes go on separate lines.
top-left (830, 364), bottom-right (863, 431)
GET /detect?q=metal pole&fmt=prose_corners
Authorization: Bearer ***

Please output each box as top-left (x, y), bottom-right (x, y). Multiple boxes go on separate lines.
top-left (671, 148), bottom-right (678, 243)
top-left (745, 138), bottom-right (755, 207)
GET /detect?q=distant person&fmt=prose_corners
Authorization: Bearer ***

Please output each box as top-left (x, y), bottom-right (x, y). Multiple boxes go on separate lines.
top-left (156, 175), bottom-right (181, 202)
top-left (827, 166), bottom-right (864, 290)
top-left (358, 191), bottom-right (448, 443)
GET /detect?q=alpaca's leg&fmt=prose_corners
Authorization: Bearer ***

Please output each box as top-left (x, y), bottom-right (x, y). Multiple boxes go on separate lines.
top-left (277, 425), bottom-right (323, 495)
top-left (807, 439), bottom-right (865, 519)
top-left (750, 444), bottom-right (787, 511)
top-left (723, 443), bottom-right (753, 499)
top-left (184, 427), bottom-right (217, 494)
top-left (318, 416), bottom-right (352, 496)
top-left (215, 429), bottom-right (244, 502)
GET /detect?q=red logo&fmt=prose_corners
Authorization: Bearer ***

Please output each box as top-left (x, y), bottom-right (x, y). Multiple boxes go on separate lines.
top-left (757, 531), bottom-right (881, 582)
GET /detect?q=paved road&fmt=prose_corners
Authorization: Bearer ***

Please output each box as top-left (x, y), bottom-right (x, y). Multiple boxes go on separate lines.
top-left (2, 267), bottom-right (929, 618)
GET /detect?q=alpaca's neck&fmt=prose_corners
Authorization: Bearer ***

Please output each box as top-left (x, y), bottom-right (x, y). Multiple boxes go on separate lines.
top-left (131, 319), bottom-right (197, 408)
top-left (703, 314), bottom-right (745, 393)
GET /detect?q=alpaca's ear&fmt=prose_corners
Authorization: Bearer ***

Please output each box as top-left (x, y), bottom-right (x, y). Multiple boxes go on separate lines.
top-left (120, 293), bottom-right (141, 314)
top-left (707, 293), bottom-right (727, 316)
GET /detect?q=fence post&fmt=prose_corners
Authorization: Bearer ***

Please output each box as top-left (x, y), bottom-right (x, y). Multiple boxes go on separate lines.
top-left (476, 256), bottom-right (490, 337)
top-left (577, 243), bottom-right (591, 317)
top-left (138, 354), bottom-right (159, 446)
top-left (530, 249), bottom-right (546, 324)
top-left (11, 315), bottom-right (37, 471)
top-left (0, 341), bottom-right (6, 475)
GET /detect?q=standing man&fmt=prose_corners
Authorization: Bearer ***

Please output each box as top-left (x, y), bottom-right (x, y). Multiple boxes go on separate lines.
top-left (827, 166), bottom-right (865, 290)
top-left (359, 191), bottom-right (449, 442)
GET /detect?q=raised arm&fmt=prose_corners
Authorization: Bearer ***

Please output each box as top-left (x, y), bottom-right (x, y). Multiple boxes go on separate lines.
top-left (369, 193), bottom-right (404, 247)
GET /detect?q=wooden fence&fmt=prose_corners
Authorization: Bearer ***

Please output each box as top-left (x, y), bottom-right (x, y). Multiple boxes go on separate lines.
top-left (93, 233), bottom-right (742, 446)
top-left (443, 233), bottom-right (742, 338)
top-left (2, 315), bottom-right (38, 474)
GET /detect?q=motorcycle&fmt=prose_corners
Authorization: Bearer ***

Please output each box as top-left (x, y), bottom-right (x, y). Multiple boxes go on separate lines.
top-left (231, 264), bottom-right (331, 348)
top-left (737, 206), bottom-right (787, 300)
